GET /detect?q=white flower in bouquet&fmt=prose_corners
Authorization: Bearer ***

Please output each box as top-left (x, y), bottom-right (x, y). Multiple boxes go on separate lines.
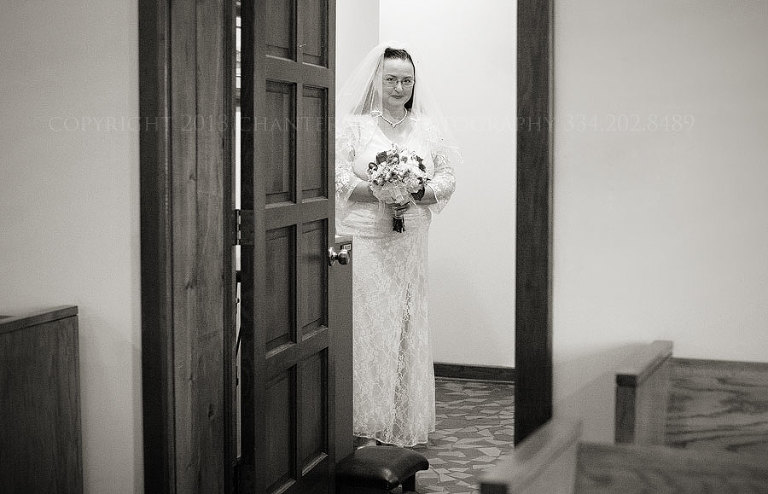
top-left (367, 143), bottom-right (428, 232)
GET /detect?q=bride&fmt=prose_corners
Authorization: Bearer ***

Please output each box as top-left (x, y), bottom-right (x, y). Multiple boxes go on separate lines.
top-left (335, 41), bottom-right (459, 447)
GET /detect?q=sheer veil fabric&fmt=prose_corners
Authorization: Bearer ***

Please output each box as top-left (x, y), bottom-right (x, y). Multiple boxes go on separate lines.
top-left (335, 41), bottom-right (459, 447)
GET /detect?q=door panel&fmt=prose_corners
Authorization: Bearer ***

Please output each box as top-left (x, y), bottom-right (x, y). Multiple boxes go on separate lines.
top-left (265, 81), bottom-right (296, 204)
top-left (300, 351), bottom-right (328, 468)
top-left (301, 87), bottom-right (328, 199)
top-left (300, 220), bottom-right (327, 336)
top-left (265, 371), bottom-right (295, 492)
top-left (265, 227), bottom-right (295, 351)
top-left (300, 0), bottom-right (327, 66)
top-left (266, 0), bottom-right (295, 59)
top-left (239, 1), bottom-right (339, 493)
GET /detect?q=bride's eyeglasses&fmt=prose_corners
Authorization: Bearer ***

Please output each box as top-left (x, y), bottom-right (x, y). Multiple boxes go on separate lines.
top-left (383, 76), bottom-right (415, 89)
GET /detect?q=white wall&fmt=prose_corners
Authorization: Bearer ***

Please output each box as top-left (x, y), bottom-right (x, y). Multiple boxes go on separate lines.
top-left (554, 0), bottom-right (768, 441)
top-left (379, 0), bottom-right (517, 367)
top-left (336, 0), bottom-right (380, 89)
top-left (0, 1), bottom-right (142, 492)
top-left (337, 3), bottom-right (517, 369)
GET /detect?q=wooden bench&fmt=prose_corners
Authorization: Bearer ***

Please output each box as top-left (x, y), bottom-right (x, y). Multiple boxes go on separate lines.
top-left (479, 417), bottom-right (768, 494)
top-left (0, 306), bottom-right (82, 493)
top-left (615, 340), bottom-right (768, 456)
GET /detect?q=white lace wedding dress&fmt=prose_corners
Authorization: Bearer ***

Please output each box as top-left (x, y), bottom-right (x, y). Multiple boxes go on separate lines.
top-left (335, 114), bottom-right (456, 447)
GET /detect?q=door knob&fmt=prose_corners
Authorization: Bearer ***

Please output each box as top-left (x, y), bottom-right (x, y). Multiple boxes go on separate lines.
top-left (328, 247), bottom-right (350, 266)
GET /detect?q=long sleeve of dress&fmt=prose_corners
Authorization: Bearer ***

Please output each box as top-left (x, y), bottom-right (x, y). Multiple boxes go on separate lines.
top-left (426, 145), bottom-right (456, 215)
top-left (335, 122), bottom-right (363, 229)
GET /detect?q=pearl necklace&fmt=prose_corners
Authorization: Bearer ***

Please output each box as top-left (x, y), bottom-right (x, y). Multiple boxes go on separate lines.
top-left (379, 109), bottom-right (408, 127)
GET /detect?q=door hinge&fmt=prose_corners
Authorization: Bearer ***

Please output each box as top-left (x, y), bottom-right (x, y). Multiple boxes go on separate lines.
top-left (232, 209), bottom-right (254, 246)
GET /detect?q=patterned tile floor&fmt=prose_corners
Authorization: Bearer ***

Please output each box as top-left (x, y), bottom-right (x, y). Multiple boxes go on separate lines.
top-left (409, 378), bottom-right (515, 494)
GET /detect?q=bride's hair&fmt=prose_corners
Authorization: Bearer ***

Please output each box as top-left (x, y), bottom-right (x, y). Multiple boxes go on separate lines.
top-left (383, 47), bottom-right (413, 64)
top-left (383, 48), bottom-right (415, 110)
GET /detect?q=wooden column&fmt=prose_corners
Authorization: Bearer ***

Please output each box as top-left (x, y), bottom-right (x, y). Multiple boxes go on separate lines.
top-left (515, 0), bottom-right (555, 444)
top-left (139, 0), bottom-right (235, 491)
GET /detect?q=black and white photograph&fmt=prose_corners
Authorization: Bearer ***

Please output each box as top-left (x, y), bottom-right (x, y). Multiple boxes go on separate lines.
top-left (1, 0), bottom-right (767, 493)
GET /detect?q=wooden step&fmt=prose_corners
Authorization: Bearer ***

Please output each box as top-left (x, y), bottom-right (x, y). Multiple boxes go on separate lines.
top-left (480, 417), bottom-right (768, 494)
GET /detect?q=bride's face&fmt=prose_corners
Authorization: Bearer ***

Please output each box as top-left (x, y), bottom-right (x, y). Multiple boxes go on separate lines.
top-left (381, 57), bottom-right (415, 112)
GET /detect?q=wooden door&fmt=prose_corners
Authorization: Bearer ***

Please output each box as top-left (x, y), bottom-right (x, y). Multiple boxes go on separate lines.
top-left (238, 1), bottom-right (345, 493)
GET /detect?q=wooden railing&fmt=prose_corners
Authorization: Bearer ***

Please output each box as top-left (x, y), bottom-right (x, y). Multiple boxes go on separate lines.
top-left (480, 416), bottom-right (768, 494)
top-left (666, 357), bottom-right (768, 455)
top-left (614, 340), bottom-right (768, 457)
top-left (481, 340), bottom-right (768, 493)
top-left (480, 418), bottom-right (581, 494)
top-left (614, 340), bottom-right (673, 444)
top-left (576, 440), bottom-right (768, 492)
top-left (0, 306), bottom-right (82, 493)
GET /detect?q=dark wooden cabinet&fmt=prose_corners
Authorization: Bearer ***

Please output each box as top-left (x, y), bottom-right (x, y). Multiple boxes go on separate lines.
top-left (0, 306), bottom-right (83, 494)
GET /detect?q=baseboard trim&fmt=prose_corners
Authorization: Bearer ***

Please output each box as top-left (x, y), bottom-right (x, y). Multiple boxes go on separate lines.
top-left (434, 363), bottom-right (515, 383)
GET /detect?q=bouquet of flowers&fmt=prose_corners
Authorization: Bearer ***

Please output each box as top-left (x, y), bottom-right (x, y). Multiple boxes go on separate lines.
top-left (368, 143), bottom-right (428, 232)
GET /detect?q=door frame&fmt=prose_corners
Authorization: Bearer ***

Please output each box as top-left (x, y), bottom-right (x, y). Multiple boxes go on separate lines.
top-left (139, 0), bottom-right (236, 491)
top-left (138, 0), bottom-right (553, 490)
top-left (514, 0), bottom-right (554, 444)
